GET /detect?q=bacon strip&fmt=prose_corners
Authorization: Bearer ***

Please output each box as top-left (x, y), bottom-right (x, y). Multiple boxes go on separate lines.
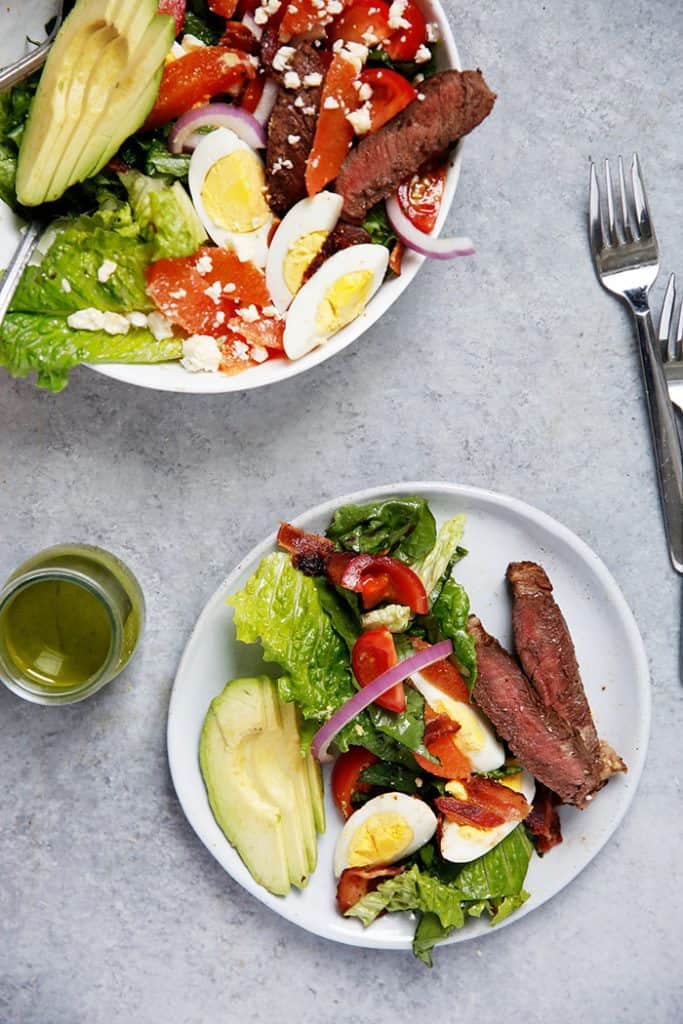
top-left (277, 522), bottom-right (336, 577)
top-left (525, 782), bottom-right (563, 854)
top-left (336, 865), bottom-right (405, 914)
top-left (435, 777), bottom-right (531, 830)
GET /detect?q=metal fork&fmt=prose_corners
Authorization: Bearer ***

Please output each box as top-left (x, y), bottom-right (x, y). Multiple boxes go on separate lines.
top-left (589, 154), bottom-right (683, 573)
top-left (659, 273), bottom-right (683, 415)
top-left (0, 1), bottom-right (63, 92)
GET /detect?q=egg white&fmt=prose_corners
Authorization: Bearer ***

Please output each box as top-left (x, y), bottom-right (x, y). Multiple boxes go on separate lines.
top-left (283, 243), bottom-right (389, 360)
top-left (439, 770), bottom-right (536, 864)
top-left (188, 127), bottom-right (273, 267)
top-left (411, 672), bottom-right (506, 773)
top-left (333, 792), bottom-right (437, 878)
top-left (266, 192), bottom-right (344, 313)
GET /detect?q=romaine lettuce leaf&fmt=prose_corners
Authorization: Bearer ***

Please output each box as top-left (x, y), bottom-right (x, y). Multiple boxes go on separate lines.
top-left (367, 686), bottom-right (432, 760)
top-left (313, 578), bottom-right (360, 653)
top-left (411, 514), bottom-right (465, 599)
top-left (431, 578), bottom-right (478, 686)
top-left (345, 864), bottom-right (466, 929)
top-left (455, 825), bottom-right (533, 899)
top-left (326, 496), bottom-right (436, 564)
top-left (360, 604), bottom-right (412, 633)
top-left (119, 170), bottom-right (206, 259)
top-left (0, 313), bottom-right (181, 391)
top-left (412, 912), bottom-right (453, 967)
top-left (227, 553), bottom-right (356, 722)
top-left (489, 891), bottom-right (530, 925)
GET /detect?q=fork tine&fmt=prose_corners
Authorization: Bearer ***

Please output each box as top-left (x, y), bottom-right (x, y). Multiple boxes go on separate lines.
top-left (589, 162), bottom-right (603, 256)
top-left (604, 159), bottom-right (617, 245)
top-left (659, 273), bottom-right (675, 352)
top-left (631, 153), bottom-right (653, 239)
top-left (617, 155), bottom-right (634, 242)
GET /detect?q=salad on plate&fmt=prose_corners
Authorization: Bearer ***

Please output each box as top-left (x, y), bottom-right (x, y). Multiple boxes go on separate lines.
top-left (0, 0), bottom-right (495, 391)
top-left (198, 494), bottom-right (626, 965)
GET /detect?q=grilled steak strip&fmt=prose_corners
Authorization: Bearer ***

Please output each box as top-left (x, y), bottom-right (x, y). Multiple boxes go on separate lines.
top-left (334, 69), bottom-right (496, 222)
top-left (303, 222), bottom-right (371, 282)
top-left (468, 615), bottom-right (603, 807)
top-left (507, 561), bottom-right (626, 784)
top-left (266, 44), bottom-right (324, 217)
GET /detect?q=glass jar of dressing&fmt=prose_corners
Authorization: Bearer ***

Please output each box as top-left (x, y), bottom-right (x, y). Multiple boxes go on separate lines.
top-left (0, 544), bottom-right (145, 705)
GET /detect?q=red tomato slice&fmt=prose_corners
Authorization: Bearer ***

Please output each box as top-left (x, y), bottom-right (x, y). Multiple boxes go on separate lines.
top-left (382, 0), bottom-right (426, 60)
top-left (335, 553), bottom-right (428, 614)
top-left (158, 0), bottom-right (186, 34)
top-left (397, 157), bottom-right (448, 233)
top-left (209, 0), bottom-right (239, 16)
top-left (220, 21), bottom-right (261, 54)
top-left (329, 0), bottom-right (391, 46)
top-left (280, 0), bottom-right (330, 38)
top-left (306, 52), bottom-right (360, 196)
top-left (351, 627), bottom-right (405, 713)
top-left (331, 747), bottom-right (378, 819)
top-left (359, 67), bottom-right (416, 132)
top-left (146, 259), bottom-right (231, 336)
top-left (144, 47), bottom-right (254, 130)
top-left (238, 75), bottom-right (265, 112)
top-left (409, 638), bottom-right (470, 703)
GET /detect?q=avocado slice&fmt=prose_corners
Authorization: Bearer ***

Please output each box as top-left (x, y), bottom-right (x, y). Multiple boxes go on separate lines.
top-left (199, 677), bottom-right (325, 897)
top-left (16, 0), bottom-right (174, 206)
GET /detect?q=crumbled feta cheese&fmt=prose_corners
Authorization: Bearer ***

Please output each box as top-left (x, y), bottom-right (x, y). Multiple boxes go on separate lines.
top-left (254, 0), bottom-right (281, 22)
top-left (294, 95), bottom-right (305, 108)
top-left (272, 157), bottom-right (294, 172)
top-left (426, 21), bottom-right (439, 42)
top-left (250, 345), bottom-right (268, 363)
top-left (97, 259), bottom-right (117, 283)
top-left (181, 335), bottom-right (222, 373)
top-left (303, 106), bottom-right (316, 115)
top-left (181, 33), bottom-right (206, 53)
top-left (303, 72), bottom-right (323, 86)
top-left (417, 91), bottom-right (425, 101)
top-left (204, 281), bottom-right (223, 303)
top-left (169, 288), bottom-right (187, 299)
top-left (327, 0), bottom-right (343, 12)
top-left (414, 43), bottom-right (431, 63)
top-left (388, 0), bottom-right (410, 29)
top-left (66, 308), bottom-right (129, 335)
top-left (273, 46), bottom-right (295, 71)
top-left (232, 339), bottom-right (251, 360)
top-left (283, 71), bottom-right (301, 89)
top-left (361, 28), bottom-right (379, 44)
top-left (287, 134), bottom-right (301, 144)
top-left (195, 254), bottom-right (213, 274)
top-left (127, 311), bottom-right (148, 328)
top-left (236, 304), bottom-right (260, 323)
top-left (336, 40), bottom-right (368, 73)
top-left (215, 310), bottom-right (226, 325)
top-left (147, 311), bottom-right (175, 341)
top-left (323, 95), bottom-right (340, 109)
top-left (358, 82), bottom-right (373, 101)
top-left (223, 282), bottom-right (237, 293)
top-left (254, 7), bottom-right (269, 23)
top-left (61, 278), bottom-right (71, 293)
top-left (262, 305), bottom-right (280, 318)
top-left (170, 41), bottom-right (185, 59)
top-left (413, 72), bottom-right (425, 84)
top-left (347, 105), bottom-right (372, 134)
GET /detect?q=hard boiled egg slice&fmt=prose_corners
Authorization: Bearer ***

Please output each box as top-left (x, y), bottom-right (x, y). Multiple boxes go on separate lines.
top-left (333, 792), bottom-right (436, 878)
top-left (283, 243), bottom-right (388, 360)
top-left (266, 192), bottom-right (344, 313)
top-left (439, 770), bottom-right (536, 864)
top-left (411, 673), bottom-right (505, 773)
top-left (189, 128), bottom-right (273, 268)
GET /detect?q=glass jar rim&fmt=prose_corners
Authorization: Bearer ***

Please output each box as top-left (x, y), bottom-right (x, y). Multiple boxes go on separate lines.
top-left (0, 567), bottom-right (123, 705)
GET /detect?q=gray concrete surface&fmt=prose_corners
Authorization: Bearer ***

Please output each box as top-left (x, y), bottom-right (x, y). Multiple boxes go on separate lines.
top-left (1, 1), bottom-right (682, 1021)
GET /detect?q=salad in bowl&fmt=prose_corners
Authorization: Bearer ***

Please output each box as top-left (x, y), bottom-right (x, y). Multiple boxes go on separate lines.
top-left (0, 0), bottom-right (495, 392)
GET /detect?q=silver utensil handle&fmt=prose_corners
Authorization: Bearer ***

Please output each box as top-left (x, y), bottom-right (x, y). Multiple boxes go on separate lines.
top-left (0, 220), bottom-right (43, 325)
top-left (633, 306), bottom-right (683, 572)
top-left (0, 37), bottom-right (51, 92)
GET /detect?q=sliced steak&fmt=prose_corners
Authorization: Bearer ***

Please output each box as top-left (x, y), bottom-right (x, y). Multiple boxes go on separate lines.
top-left (507, 561), bottom-right (626, 784)
top-left (335, 69), bottom-right (496, 222)
top-left (266, 43), bottom-right (324, 216)
top-left (468, 615), bottom-right (603, 808)
top-left (303, 222), bottom-right (370, 282)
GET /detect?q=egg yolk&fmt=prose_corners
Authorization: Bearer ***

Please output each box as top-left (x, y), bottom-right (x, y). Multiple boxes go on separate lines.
top-left (201, 151), bottom-right (270, 233)
top-left (501, 772), bottom-right (523, 792)
top-left (347, 812), bottom-right (413, 867)
top-left (431, 697), bottom-right (485, 754)
top-left (315, 270), bottom-right (373, 336)
top-left (284, 231), bottom-right (329, 295)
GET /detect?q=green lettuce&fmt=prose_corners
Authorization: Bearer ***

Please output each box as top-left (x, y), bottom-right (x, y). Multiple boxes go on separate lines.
top-left (227, 553), bottom-right (356, 722)
top-left (313, 578), bottom-right (361, 653)
top-left (345, 864), bottom-right (467, 929)
top-left (411, 515), bottom-right (466, 600)
top-left (326, 496), bottom-right (436, 564)
top-left (362, 203), bottom-right (396, 251)
top-left (367, 686), bottom-right (432, 760)
top-left (0, 313), bottom-right (180, 391)
top-left (456, 824), bottom-right (533, 900)
top-left (431, 578), bottom-right (478, 686)
top-left (119, 170), bottom-right (206, 259)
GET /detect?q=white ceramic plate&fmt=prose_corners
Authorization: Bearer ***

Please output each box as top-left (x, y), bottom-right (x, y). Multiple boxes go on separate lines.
top-left (167, 483), bottom-right (650, 949)
top-left (0, 1), bottom-right (462, 394)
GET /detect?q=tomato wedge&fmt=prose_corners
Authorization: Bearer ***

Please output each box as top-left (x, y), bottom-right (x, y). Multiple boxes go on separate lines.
top-left (351, 627), bottom-right (405, 713)
top-left (239, 74), bottom-right (265, 112)
top-left (359, 67), bottom-right (416, 132)
top-left (329, 0), bottom-right (391, 46)
top-left (409, 638), bottom-right (470, 703)
top-left (330, 553), bottom-right (428, 614)
top-left (158, 0), bottom-right (186, 34)
top-left (381, 0), bottom-right (426, 60)
top-left (144, 48), bottom-right (254, 130)
top-left (209, 0), bottom-right (239, 16)
top-left (220, 21), bottom-right (261, 54)
top-left (397, 158), bottom-right (448, 233)
top-left (331, 747), bottom-right (378, 818)
top-left (305, 52), bottom-right (360, 196)
top-left (279, 0), bottom-right (330, 38)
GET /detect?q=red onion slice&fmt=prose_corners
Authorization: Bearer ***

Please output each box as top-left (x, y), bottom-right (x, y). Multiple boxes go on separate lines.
top-left (386, 193), bottom-right (475, 261)
top-left (168, 103), bottom-right (266, 153)
top-left (252, 77), bottom-right (278, 127)
top-left (311, 639), bottom-right (453, 762)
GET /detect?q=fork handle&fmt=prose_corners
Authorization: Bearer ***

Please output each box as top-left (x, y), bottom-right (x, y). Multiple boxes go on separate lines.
top-left (632, 305), bottom-right (683, 572)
